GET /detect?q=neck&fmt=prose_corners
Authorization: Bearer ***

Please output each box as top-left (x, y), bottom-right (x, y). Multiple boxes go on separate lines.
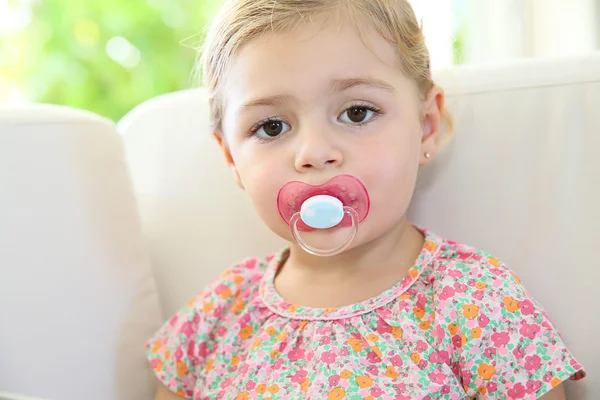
top-left (284, 218), bottom-right (423, 280)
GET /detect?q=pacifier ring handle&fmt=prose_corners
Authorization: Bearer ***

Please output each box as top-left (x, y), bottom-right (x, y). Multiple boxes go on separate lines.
top-left (289, 206), bottom-right (360, 257)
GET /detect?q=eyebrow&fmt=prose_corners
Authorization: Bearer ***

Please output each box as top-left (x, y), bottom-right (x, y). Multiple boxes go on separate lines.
top-left (330, 78), bottom-right (397, 95)
top-left (241, 77), bottom-right (396, 111)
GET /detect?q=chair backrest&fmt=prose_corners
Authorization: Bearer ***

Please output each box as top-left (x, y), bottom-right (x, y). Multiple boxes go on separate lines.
top-left (119, 52), bottom-right (600, 398)
top-left (0, 105), bottom-right (162, 400)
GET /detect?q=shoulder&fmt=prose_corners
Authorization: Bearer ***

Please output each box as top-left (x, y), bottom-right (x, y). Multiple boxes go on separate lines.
top-left (428, 237), bottom-right (541, 336)
top-left (425, 236), bottom-right (585, 396)
top-left (431, 238), bottom-right (526, 303)
top-left (147, 252), bottom-right (276, 354)
top-left (145, 252), bottom-right (277, 397)
top-left (172, 253), bottom-right (273, 330)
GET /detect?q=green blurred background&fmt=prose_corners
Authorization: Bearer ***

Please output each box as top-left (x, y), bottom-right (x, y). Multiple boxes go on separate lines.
top-left (0, 0), bottom-right (469, 122)
top-left (0, 0), bottom-right (221, 121)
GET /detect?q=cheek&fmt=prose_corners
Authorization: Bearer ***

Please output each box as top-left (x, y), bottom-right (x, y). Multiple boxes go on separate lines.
top-left (361, 126), bottom-right (421, 219)
top-left (234, 150), bottom-right (293, 237)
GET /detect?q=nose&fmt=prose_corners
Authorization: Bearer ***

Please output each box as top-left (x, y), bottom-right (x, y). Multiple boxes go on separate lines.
top-left (294, 129), bottom-right (344, 172)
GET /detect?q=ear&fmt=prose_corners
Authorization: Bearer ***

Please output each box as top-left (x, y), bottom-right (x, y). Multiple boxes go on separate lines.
top-left (213, 132), bottom-right (245, 190)
top-left (419, 86), bottom-right (445, 166)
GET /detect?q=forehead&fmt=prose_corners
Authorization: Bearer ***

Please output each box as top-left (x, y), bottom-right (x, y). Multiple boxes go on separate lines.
top-left (222, 15), bottom-right (414, 114)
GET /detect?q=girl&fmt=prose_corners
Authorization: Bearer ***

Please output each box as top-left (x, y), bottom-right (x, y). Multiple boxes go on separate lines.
top-left (147, 0), bottom-right (585, 398)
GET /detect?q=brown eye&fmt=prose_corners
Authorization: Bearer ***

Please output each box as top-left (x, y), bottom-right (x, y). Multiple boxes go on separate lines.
top-left (339, 105), bottom-right (378, 125)
top-left (252, 118), bottom-right (291, 140)
top-left (264, 121), bottom-right (284, 137)
top-left (347, 107), bottom-right (368, 123)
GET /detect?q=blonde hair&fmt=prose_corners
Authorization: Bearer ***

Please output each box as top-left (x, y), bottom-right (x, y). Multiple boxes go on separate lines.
top-left (198, 0), bottom-right (453, 141)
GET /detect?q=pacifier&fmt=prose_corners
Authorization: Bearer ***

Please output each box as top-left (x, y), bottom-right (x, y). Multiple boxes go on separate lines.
top-left (277, 175), bottom-right (370, 256)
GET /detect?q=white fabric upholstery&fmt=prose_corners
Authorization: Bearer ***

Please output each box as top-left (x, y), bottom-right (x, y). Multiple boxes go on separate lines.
top-left (120, 53), bottom-right (600, 399)
top-left (118, 91), bottom-right (286, 320)
top-left (0, 105), bottom-right (162, 400)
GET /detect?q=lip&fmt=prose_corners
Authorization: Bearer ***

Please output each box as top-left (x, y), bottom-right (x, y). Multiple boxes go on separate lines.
top-left (277, 174), bottom-right (370, 232)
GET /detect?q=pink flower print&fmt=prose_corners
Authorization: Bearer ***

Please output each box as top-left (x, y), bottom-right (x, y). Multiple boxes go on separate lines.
top-left (367, 351), bottom-right (381, 364)
top-left (180, 321), bottom-right (194, 338)
top-left (484, 347), bottom-right (496, 358)
top-left (186, 340), bottom-right (196, 358)
top-left (525, 355), bottom-right (541, 371)
top-left (288, 348), bottom-right (305, 361)
top-left (321, 336), bottom-right (331, 345)
top-left (507, 383), bottom-right (526, 399)
top-left (428, 350), bottom-right (450, 365)
top-left (542, 320), bottom-right (552, 330)
top-left (329, 375), bottom-right (340, 386)
top-left (366, 365), bottom-right (379, 374)
top-left (239, 364), bottom-right (249, 374)
top-left (340, 347), bottom-right (349, 357)
top-left (520, 322), bottom-right (541, 340)
top-left (316, 325), bottom-right (332, 335)
top-left (462, 371), bottom-right (472, 386)
top-left (433, 325), bottom-right (446, 340)
top-left (512, 345), bottom-right (525, 360)
top-left (543, 372), bottom-right (553, 382)
top-left (242, 257), bottom-right (258, 269)
top-left (169, 315), bottom-right (178, 327)
top-left (174, 347), bottom-right (183, 361)
top-left (448, 269), bottom-right (463, 279)
top-left (491, 331), bottom-right (510, 347)
top-left (273, 358), bottom-right (284, 370)
top-left (439, 286), bottom-right (455, 300)
top-left (418, 359), bottom-right (429, 369)
top-left (221, 378), bottom-right (233, 388)
top-left (416, 294), bottom-right (427, 309)
top-left (525, 380), bottom-right (542, 394)
top-left (518, 299), bottom-right (535, 316)
top-left (451, 363), bottom-right (460, 376)
top-left (441, 385), bottom-right (451, 394)
top-left (428, 372), bottom-right (446, 385)
top-left (246, 380), bottom-right (257, 390)
top-left (217, 326), bottom-right (227, 336)
top-left (478, 313), bottom-right (490, 328)
top-left (452, 335), bottom-right (462, 349)
top-left (486, 382), bottom-right (498, 393)
top-left (391, 355), bottom-right (403, 367)
top-left (416, 340), bottom-right (429, 352)
top-left (278, 342), bottom-right (287, 352)
top-left (215, 283), bottom-right (228, 295)
top-left (291, 369), bottom-right (308, 384)
top-left (376, 318), bottom-right (392, 335)
top-left (371, 387), bottom-right (384, 397)
top-left (472, 291), bottom-right (484, 301)
top-left (239, 312), bottom-right (250, 325)
top-left (321, 351), bottom-right (337, 365)
top-left (394, 383), bottom-right (407, 392)
top-left (453, 283), bottom-right (467, 293)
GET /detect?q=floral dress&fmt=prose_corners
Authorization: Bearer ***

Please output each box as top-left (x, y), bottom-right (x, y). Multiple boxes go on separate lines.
top-left (146, 227), bottom-right (585, 399)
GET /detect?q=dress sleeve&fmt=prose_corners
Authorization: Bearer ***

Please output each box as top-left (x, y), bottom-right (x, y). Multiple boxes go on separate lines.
top-left (451, 258), bottom-right (585, 398)
top-left (146, 292), bottom-right (210, 398)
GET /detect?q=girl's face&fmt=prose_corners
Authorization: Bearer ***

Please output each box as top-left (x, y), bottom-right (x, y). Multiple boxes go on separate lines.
top-left (216, 16), bottom-right (443, 251)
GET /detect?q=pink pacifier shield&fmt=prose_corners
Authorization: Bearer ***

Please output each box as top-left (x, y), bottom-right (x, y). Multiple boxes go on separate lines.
top-left (277, 174), bottom-right (370, 232)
